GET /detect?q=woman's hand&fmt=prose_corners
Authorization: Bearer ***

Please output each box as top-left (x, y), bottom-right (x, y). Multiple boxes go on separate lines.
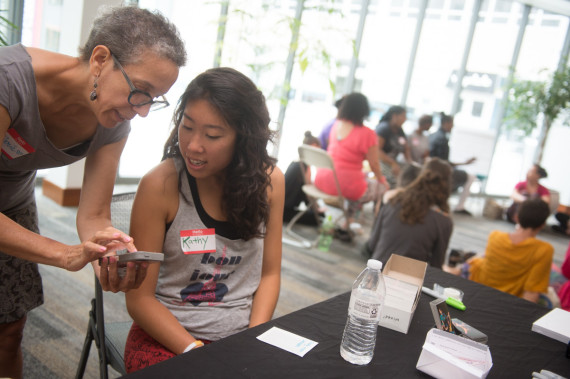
top-left (62, 227), bottom-right (132, 271)
top-left (99, 254), bottom-right (149, 293)
top-left (66, 226), bottom-right (148, 292)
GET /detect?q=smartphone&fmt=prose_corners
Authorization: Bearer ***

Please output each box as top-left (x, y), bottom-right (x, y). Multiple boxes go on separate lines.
top-left (98, 251), bottom-right (164, 266)
top-left (117, 251), bottom-right (164, 263)
top-left (99, 251), bottom-right (164, 278)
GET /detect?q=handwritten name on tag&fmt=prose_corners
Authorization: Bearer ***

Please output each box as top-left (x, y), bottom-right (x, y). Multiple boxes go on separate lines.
top-left (2, 129), bottom-right (35, 159)
top-left (180, 228), bottom-right (216, 254)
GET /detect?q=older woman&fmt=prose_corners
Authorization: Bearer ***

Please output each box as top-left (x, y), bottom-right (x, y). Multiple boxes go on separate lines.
top-left (0, 6), bottom-right (186, 377)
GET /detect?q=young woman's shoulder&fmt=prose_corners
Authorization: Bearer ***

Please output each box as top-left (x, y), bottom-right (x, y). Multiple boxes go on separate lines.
top-left (138, 158), bottom-right (179, 206)
top-left (267, 165), bottom-right (285, 200)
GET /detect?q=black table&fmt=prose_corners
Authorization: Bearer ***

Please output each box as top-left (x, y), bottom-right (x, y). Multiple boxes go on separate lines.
top-left (123, 266), bottom-right (570, 378)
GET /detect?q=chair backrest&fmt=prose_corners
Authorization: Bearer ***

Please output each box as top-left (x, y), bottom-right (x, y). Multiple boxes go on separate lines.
top-left (298, 145), bottom-right (335, 171)
top-left (99, 192), bottom-right (136, 374)
top-left (110, 192), bottom-right (136, 234)
top-left (298, 145), bottom-right (344, 204)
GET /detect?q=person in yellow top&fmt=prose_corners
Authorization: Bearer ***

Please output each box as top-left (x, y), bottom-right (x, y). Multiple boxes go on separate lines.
top-left (469, 198), bottom-right (553, 303)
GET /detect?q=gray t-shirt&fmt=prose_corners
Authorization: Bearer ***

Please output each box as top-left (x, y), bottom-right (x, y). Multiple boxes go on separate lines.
top-left (0, 44), bottom-right (130, 213)
top-left (156, 157), bottom-right (264, 341)
top-left (368, 201), bottom-right (453, 268)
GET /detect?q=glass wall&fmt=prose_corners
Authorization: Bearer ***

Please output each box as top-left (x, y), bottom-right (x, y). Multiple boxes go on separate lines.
top-left (17, 0), bottom-right (570, 202)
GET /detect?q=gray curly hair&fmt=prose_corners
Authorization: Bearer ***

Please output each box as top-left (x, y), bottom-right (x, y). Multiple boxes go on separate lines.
top-left (79, 6), bottom-right (186, 67)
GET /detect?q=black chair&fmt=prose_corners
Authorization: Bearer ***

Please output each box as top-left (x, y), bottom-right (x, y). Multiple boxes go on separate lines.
top-left (75, 192), bottom-right (135, 379)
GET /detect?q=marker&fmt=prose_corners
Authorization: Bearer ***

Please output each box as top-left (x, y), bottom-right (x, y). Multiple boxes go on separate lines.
top-left (422, 286), bottom-right (466, 311)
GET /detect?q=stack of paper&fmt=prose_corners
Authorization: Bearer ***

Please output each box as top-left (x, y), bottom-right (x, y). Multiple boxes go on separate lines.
top-left (416, 328), bottom-right (493, 379)
top-left (531, 308), bottom-right (570, 344)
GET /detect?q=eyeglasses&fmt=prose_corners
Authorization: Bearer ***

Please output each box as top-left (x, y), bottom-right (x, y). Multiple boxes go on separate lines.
top-left (111, 54), bottom-right (169, 111)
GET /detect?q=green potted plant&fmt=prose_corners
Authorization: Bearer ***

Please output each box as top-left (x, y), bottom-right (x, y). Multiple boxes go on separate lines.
top-left (504, 63), bottom-right (570, 163)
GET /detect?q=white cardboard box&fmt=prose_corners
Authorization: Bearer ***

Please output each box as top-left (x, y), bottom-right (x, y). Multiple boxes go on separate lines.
top-left (531, 308), bottom-right (570, 344)
top-left (378, 254), bottom-right (427, 334)
top-left (416, 328), bottom-right (493, 379)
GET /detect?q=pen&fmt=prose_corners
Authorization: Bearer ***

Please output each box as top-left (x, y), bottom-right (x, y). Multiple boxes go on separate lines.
top-left (422, 286), bottom-right (466, 311)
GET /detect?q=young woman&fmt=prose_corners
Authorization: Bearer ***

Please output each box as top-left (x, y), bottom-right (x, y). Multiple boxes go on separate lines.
top-left (375, 105), bottom-right (412, 187)
top-left (124, 67), bottom-right (284, 372)
top-left (314, 92), bottom-right (387, 232)
top-left (506, 163), bottom-right (550, 224)
top-left (0, 6), bottom-right (186, 377)
top-left (367, 158), bottom-right (453, 268)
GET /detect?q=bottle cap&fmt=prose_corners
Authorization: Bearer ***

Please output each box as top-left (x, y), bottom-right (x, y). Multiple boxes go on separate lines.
top-left (367, 259), bottom-right (382, 270)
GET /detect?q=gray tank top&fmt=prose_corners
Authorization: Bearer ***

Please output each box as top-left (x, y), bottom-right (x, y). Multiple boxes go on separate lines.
top-left (0, 44), bottom-right (130, 213)
top-left (156, 157), bottom-right (264, 341)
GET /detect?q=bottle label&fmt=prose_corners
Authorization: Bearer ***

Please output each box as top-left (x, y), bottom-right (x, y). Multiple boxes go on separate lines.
top-left (349, 296), bottom-right (382, 321)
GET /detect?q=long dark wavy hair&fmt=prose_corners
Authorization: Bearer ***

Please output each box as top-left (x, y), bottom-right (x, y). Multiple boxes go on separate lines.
top-left (163, 67), bottom-right (276, 241)
top-left (390, 158), bottom-right (452, 224)
top-left (379, 105), bottom-right (406, 124)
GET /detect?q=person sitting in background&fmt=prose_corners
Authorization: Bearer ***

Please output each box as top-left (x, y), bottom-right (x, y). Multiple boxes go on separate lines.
top-left (468, 198), bottom-right (553, 304)
top-left (375, 105), bottom-right (412, 188)
top-left (408, 114), bottom-right (433, 165)
top-left (506, 163), bottom-right (550, 224)
top-left (314, 92), bottom-right (388, 233)
top-left (124, 68), bottom-right (284, 372)
top-left (318, 96), bottom-right (345, 151)
top-left (552, 204), bottom-right (570, 236)
top-left (556, 242), bottom-right (570, 311)
top-left (283, 131), bottom-right (323, 226)
top-left (366, 158), bottom-right (453, 268)
top-left (381, 162), bottom-right (421, 205)
top-left (429, 112), bottom-right (476, 216)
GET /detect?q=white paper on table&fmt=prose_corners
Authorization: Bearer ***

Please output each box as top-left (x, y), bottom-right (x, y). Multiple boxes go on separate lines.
top-left (384, 275), bottom-right (419, 311)
top-left (416, 329), bottom-right (492, 379)
top-left (256, 326), bottom-right (318, 357)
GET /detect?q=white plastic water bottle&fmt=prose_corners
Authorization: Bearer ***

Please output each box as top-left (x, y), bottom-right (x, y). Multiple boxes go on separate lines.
top-left (340, 259), bottom-right (386, 365)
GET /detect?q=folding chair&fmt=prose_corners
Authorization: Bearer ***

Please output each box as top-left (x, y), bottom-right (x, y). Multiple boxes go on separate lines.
top-left (75, 192), bottom-right (135, 379)
top-left (284, 145), bottom-right (350, 247)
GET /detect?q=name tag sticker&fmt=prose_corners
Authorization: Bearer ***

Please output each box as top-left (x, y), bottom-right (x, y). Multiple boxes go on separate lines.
top-left (2, 129), bottom-right (36, 160)
top-left (180, 228), bottom-right (216, 254)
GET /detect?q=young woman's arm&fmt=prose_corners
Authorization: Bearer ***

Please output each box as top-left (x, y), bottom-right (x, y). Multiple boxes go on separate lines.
top-left (377, 136), bottom-right (400, 176)
top-left (125, 160), bottom-right (201, 354)
top-left (510, 183), bottom-right (527, 203)
top-left (522, 291), bottom-right (539, 303)
top-left (249, 167), bottom-right (285, 327)
top-left (366, 138), bottom-right (388, 188)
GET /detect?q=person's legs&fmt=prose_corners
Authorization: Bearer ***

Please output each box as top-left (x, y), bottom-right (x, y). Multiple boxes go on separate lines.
top-left (0, 316), bottom-right (26, 379)
top-left (0, 202), bottom-right (44, 378)
top-left (359, 178), bottom-right (387, 214)
top-left (454, 170), bottom-right (475, 213)
top-left (124, 322), bottom-right (176, 373)
top-left (554, 212), bottom-right (570, 234)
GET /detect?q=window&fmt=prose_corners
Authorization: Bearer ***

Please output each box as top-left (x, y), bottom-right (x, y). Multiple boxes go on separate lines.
top-left (44, 27), bottom-right (60, 52)
top-left (472, 101), bottom-right (483, 117)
